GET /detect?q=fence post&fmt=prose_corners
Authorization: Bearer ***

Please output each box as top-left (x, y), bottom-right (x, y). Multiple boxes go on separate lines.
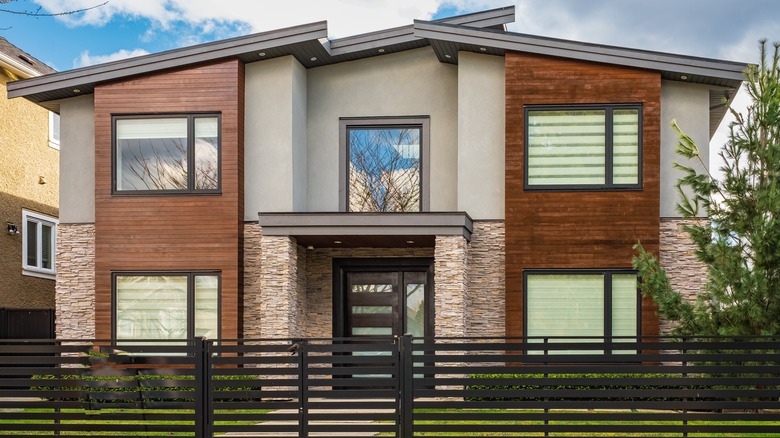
top-left (193, 338), bottom-right (206, 438)
top-left (297, 340), bottom-right (309, 438)
top-left (399, 334), bottom-right (414, 438)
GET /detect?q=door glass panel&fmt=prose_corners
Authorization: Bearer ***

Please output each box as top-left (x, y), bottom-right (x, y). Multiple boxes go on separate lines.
top-left (352, 284), bottom-right (393, 293)
top-left (352, 306), bottom-right (393, 314)
top-left (351, 327), bottom-right (393, 336)
top-left (405, 281), bottom-right (425, 337)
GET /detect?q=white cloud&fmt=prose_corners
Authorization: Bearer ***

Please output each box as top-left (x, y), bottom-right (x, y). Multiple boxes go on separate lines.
top-left (74, 48), bottom-right (149, 68)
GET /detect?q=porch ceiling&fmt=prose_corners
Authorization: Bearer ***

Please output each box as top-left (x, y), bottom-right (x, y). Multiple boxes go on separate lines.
top-left (257, 212), bottom-right (473, 248)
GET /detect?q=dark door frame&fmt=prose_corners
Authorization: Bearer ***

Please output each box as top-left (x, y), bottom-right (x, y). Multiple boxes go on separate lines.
top-left (332, 258), bottom-right (434, 338)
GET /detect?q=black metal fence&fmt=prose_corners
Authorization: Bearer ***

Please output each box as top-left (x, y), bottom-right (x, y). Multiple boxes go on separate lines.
top-left (0, 308), bottom-right (54, 339)
top-left (0, 336), bottom-right (779, 437)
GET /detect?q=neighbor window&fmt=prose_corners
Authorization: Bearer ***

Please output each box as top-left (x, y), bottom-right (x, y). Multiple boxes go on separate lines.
top-left (22, 210), bottom-right (57, 280)
top-left (49, 112), bottom-right (60, 150)
top-left (524, 270), bottom-right (639, 349)
top-left (113, 272), bottom-right (220, 342)
top-left (525, 105), bottom-right (641, 189)
top-left (340, 117), bottom-right (430, 212)
top-left (113, 115), bottom-right (220, 193)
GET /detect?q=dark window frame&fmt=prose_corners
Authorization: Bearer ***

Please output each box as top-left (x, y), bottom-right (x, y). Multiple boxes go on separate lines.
top-left (523, 104), bottom-right (643, 191)
top-left (522, 268), bottom-right (641, 343)
top-left (111, 271), bottom-right (222, 340)
top-left (111, 113), bottom-right (222, 195)
top-left (339, 116), bottom-right (430, 212)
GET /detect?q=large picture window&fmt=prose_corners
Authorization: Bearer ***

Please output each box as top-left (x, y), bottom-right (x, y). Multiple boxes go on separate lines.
top-left (22, 210), bottom-right (57, 280)
top-left (113, 115), bottom-right (220, 193)
top-left (525, 105), bottom-right (641, 190)
top-left (340, 117), bottom-right (430, 212)
top-left (113, 272), bottom-right (220, 342)
top-left (524, 270), bottom-right (640, 347)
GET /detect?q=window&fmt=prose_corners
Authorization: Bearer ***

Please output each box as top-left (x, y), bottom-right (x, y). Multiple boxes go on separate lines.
top-left (525, 105), bottom-right (641, 189)
top-left (22, 210), bottom-right (58, 280)
top-left (524, 270), bottom-right (639, 347)
top-left (113, 272), bottom-right (220, 342)
top-left (340, 117), bottom-right (430, 212)
top-left (49, 112), bottom-right (60, 150)
top-left (113, 115), bottom-right (220, 193)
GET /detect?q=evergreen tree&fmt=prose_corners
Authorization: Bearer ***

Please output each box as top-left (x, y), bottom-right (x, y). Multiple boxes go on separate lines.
top-left (634, 40), bottom-right (780, 336)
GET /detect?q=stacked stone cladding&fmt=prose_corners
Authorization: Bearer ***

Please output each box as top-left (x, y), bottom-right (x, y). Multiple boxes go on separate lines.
top-left (56, 224), bottom-right (95, 339)
top-left (242, 223), bottom-right (263, 339)
top-left (434, 235), bottom-right (469, 337)
top-left (466, 221), bottom-right (505, 337)
top-left (658, 218), bottom-right (708, 334)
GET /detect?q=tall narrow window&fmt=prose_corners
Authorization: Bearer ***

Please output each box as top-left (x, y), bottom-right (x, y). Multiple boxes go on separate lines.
top-left (525, 105), bottom-right (641, 189)
top-left (22, 210), bottom-right (58, 280)
top-left (114, 272), bottom-right (220, 342)
top-left (49, 112), bottom-right (60, 150)
top-left (340, 117), bottom-right (430, 212)
top-left (113, 114), bottom-right (220, 193)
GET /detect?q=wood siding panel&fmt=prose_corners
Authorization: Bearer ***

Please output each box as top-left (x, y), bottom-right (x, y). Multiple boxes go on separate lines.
top-left (94, 60), bottom-right (244, 340)
top-left (505, 52), bottom-right (661, 339)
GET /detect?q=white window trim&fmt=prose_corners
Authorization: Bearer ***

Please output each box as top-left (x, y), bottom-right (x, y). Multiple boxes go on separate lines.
top-left (22, 210), bottom-right (58, 280)
top-left (49, 112), bottom-right (60, 150)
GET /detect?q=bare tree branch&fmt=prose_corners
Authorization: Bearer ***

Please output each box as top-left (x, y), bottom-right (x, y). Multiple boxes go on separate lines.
top-left (0, 0), bottom-right (107, 17)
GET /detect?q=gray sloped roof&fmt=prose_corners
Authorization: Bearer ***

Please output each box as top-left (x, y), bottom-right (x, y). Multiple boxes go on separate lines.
top-left (0, 36), bottom-right (56, 77)
top-left (7, 4), bottom-right (747, 134)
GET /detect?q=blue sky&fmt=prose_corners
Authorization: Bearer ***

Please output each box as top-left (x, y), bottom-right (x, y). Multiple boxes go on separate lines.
top-left (0, 0), bottom-right (777, 72)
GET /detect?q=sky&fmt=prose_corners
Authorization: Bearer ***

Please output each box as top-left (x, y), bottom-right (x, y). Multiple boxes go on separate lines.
top-left (0, 0), bottom-right (777, 153)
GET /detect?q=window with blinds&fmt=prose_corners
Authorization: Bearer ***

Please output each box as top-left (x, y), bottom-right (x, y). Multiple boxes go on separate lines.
top-left (113, 114), bottom-right (220, 193)
top-left (525, 105), bottom-right (641, 189)
top-left (22, 210), bottom-right (58, 280)
top-left (114, 272), bottom-right (220, 342)
top-left (524, 270), bottom-right (639, 353)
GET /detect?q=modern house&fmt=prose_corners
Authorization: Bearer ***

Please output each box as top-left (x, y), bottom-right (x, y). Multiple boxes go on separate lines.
top-left (0, 37), bottom-right (58, 337)
top-left (8, 6), bottom-right (745, 343)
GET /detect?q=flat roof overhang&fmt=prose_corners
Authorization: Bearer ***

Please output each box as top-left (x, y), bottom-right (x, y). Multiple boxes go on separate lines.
top-left (257, 212), bottom-right (473, 248)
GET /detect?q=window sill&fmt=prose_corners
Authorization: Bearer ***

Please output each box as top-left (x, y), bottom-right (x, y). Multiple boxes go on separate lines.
top-left (48, 140), bottom-right (60, 150)
top-left (23, 269), bottom-right (56, 281)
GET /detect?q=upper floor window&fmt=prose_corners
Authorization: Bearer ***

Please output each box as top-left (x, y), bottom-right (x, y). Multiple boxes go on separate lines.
top-left (22, 210), bottom-right (58, 280)
top-left (49, 112), bottom-right (60, 150)
top-left (525, 105), bottom-right (641, 190)
top-left (340, 117), bottom-right (430, 212)
top-left (113, 114), bottom-right (220, 194)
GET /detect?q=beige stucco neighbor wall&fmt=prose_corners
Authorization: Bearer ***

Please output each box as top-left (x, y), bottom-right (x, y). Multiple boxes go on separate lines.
top-left (658, 218), bottom-right (708, 334)
top-left (0, 68), bottom-right (58, 309)
top-left (55, 223), bottom-right (95, 338)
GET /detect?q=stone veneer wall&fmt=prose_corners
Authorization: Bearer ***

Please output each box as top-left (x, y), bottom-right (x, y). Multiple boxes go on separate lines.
top-left (243, 223), bottom-right (263, 339)
top-left (658, 218), bottom-right (708, 334)
top-left (259, 235), bottom-right (301, 339)
top-left (434, 236), bottom-right (469, 337)
top-left (467, 221), bottom-right (505, 337)
top-left (56, 224), bottom-right (95, 339)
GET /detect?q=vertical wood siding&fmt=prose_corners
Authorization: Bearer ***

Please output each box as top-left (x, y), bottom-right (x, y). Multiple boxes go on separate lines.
top-left (504, 52), bottom-right (661, 339)
top-left (93, 60), bottom-right (244, 339)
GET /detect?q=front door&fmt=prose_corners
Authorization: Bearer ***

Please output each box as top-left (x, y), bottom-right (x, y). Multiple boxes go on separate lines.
top-left (334, 259), bottom-right (433, 339)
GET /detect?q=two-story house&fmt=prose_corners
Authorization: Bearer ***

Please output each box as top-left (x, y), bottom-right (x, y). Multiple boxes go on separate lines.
top-left (0, 37), bottom-right (58, 337)
top-left (8, 7), bottom-right (745, 342)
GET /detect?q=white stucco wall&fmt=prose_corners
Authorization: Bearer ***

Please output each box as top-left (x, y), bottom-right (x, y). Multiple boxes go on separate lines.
top-left (58, 95), bottom-right (95, 224)
top-left (457, 52), bottom-right (505, 220)
top-left (660, 80), bottom-right (711, 218)
top-left (306, 47), bottom-right (459, 212)
top-left (245, 56), bottom-right (307, 219)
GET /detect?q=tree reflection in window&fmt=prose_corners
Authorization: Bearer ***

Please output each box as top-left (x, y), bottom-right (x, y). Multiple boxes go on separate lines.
top-left (348, 126), bottom-right (421, 212)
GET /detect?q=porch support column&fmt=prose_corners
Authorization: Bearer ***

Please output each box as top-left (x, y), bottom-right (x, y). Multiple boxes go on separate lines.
top-left (259, 235), bottom-right (302, 339)
top-left (434, 235), bottom-right (469, 337)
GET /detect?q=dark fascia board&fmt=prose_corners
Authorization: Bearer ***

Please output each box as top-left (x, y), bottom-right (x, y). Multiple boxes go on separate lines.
top-left (258, 212), bottom-right (474, 241)
top-left (7, 21), bottom-right (329, 101)
top-left (329, 5), bottom-right (514, 55)
top-left (413, 21), bottom-right (748, 84)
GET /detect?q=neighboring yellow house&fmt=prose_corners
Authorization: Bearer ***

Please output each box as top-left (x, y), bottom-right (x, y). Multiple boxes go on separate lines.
top-left (0, 37), bottom-right (58, 336)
